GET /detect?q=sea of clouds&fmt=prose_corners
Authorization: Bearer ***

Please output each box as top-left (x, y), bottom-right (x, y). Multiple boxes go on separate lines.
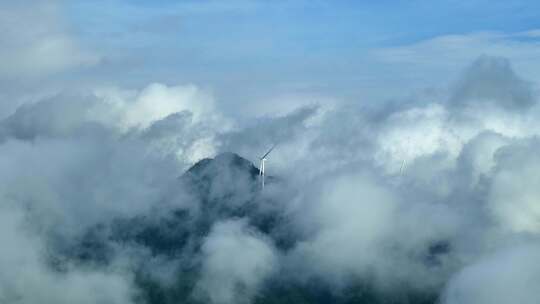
top-left (1, 53), bottom-right (540, 304)
top-left (2, 3), bottom-right (540, 302)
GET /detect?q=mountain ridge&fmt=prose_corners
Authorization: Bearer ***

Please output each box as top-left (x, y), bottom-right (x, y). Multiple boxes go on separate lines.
top-left (60, 152), bottom-right (438, 304)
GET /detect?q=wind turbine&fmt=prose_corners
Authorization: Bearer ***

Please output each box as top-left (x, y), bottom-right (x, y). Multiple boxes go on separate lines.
top-left (399, 159), bottom-right (406, 176)
top-left (259, 144), bottom-right (276, 189)
top-left (399, 137), bottom-right (410, 177)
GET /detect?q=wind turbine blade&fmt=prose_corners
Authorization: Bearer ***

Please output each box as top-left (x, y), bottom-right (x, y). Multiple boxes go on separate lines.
top-left (261, 144), bottom-right (276, 159)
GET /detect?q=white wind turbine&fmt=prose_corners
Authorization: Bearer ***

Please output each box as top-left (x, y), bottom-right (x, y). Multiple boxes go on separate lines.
top-left (259, 145), bottom-right (276, 189)
top-left (399, 137), bottom-right (410, 177)
top-left (399, 159), bottom-right (406, 176)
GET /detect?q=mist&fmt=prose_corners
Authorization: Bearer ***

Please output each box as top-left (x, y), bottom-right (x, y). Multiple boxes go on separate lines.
top-left (2, 2), bottom-right (540, 303)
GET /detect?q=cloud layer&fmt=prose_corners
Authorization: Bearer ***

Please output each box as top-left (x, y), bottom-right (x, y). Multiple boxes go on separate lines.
top-left (2, 54), bottom-right (540, 303)
top-left (2, 2), bottom-right (540, 302)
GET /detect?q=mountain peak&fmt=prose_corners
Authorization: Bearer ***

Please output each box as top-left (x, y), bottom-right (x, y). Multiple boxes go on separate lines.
top-left (181, 153), bottom-right (263, 207)
top-left (186, 152), bottom-right (260, 178)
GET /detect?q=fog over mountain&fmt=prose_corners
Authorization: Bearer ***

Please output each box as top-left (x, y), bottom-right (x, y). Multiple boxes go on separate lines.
top-left (3, 1), bottom-right (540, 303)
top-left (1, 54), bottom-right (540, 304)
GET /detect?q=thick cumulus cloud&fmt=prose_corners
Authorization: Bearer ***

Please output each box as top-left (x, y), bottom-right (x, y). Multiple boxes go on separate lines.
top-left (0, 207), bottom-right (134, 304)
top-left (288, 172), bottom-right (460, 292)
top-left (290, 174), bottom-right (400, 283)
top-left (18, 2), bottom-right (540, 304)
top-left (3, 51), bottom-right (540, 303)
top-left (95, 82), bottom-right (226, 163)
top-left (0, 82), bottom-right (225, 302)
top-left (1, 82), bottom-right (224, 165)
top-left (218, 55), bottom-right (540, 300)
top-left (488, 138), bottom-right (540, 234)
top-left (95, 83), bottom-right (221, 130)
top-left (195, 220), bottom-right (277, 304)
top-left (450, 55), bottom-right (535, 111)
top-left (442, 245), bottom-right (540, 304)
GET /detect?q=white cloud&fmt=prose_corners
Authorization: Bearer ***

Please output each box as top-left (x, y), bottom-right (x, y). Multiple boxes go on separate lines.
top-left (442, 245), bottom-right (540, 304)
top-left (488, 139), bottom-right (540, 233)
top-left (291, 174), bottom-right (399, 283)
top-left (0, 206), bottom-right (134, 304)
top-left (195, 219), bottom-right (277, 304)
top-left (95, 83), bottom-right (225, 131)
top-left (3, 11), bottom-right (540, 300)
top-left (0, 1), bottom-right (99, 79)
top-left (373, 31), bottom-right (540, 89)
top-left (102, 83), bottom-right (216, 129)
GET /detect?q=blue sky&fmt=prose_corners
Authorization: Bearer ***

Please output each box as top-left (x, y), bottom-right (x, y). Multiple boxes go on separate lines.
top-left (63, 1), bottom-right (540, 105)
top-left (3, 1), bottom-right (540, 117)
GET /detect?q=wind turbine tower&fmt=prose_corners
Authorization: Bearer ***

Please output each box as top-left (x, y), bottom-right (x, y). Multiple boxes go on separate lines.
top-left (399, 137), bottom-right (410, 177)
top-left (259, 145), bottom-right (276, 189)
top-left (399, 159), bottom-right (406, 176)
